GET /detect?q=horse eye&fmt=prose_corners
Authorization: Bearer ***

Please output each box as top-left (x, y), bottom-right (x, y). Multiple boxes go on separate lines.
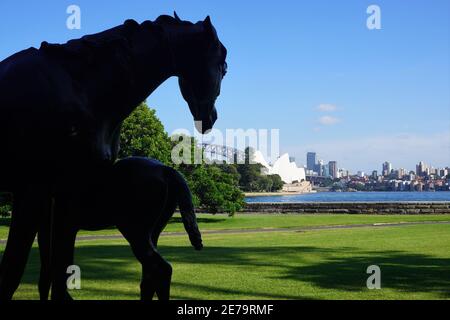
top-left (222, 62), bottom-right (228, 78)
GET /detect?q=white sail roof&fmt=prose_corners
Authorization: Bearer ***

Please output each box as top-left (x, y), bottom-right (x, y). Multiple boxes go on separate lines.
top-left (253, 152), bottom-right (306, 184)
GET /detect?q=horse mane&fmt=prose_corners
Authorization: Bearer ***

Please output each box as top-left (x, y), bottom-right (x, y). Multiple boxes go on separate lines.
top-left (38, 15), bottom-right (224, 78)
top-left (154, 15), bottom-right (195, 27)
top-left (39, 14), bottom-right (205, 61)
top-left (39, 19), bottom-right (141, 65)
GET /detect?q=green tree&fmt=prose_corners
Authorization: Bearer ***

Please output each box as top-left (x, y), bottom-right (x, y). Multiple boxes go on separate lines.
top-left (119, 107), bottom-right (245, 215)
top-left (119, 102), bottom-right (172, 164)
top-left (186, 165), bottom-right (245, 215)
top-left (236, 147), bottom-right (285, 192)
top-left (169, 135), bottom-right (245, 215)
top-left (268, 174), bottom-right (284, 192)
top-left (0, 193), bottom-right (12, 217)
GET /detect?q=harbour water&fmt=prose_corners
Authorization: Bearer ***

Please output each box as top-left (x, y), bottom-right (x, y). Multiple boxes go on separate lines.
top-left (246, 191), bottom-right (450, 203)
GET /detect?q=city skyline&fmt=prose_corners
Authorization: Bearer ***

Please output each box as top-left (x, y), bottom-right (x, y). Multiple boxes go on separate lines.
top-left (303, 151), bottom-right (449, 179)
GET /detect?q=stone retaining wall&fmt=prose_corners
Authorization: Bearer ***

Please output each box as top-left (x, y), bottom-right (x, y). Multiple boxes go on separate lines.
top-left (242, 202), bottom-right (450, 214)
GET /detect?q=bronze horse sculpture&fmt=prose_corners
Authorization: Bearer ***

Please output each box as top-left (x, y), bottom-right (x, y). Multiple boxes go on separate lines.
top-left (38, 157), bottom-right (203, 300)
top-left (0, 13), bottom-right (227, 300)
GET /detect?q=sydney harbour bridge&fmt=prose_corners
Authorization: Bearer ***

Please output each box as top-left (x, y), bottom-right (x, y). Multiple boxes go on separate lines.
top-left (199, 143), bottom-right (247, 164)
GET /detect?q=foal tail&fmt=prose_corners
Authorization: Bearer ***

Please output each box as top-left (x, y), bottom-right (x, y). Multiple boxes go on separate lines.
top-left (170, 169), bottom-right (203, 251)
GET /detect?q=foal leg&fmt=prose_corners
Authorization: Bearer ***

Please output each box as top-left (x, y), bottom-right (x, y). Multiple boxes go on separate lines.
top-left (119, 228), bottom-right (172, 301)
top-left (140, 250), bottom-right (172, 301)
top-left (0, 187), bottom-right (48, 300)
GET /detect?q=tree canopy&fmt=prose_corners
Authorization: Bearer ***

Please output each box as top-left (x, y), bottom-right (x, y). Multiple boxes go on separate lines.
top-left (120, 104), bottom-right (245, 215)
top-left (119, 102), bottom-right (172, 165)
top-left (236, 148), bottom-right (284, 192)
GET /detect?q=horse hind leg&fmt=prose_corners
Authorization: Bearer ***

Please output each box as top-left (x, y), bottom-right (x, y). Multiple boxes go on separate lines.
top-left (151, 201), bottom-right (176, 249)
top-left (120, 228), bottom-right (172, 301)
top-left (155, 261), bottom-right (173, 300)
top-left (139, 252), bottom-right (172, 301)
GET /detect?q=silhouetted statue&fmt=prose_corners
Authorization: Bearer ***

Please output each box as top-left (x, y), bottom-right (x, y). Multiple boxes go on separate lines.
top-left (38, 157), bottom-right (203, 300)
top-left (0, 13), bottom-right (227, 300)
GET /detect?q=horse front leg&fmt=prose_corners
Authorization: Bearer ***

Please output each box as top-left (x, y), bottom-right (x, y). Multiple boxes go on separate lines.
top-left (49, 198), bottom-right (77, 301)
top-left (37, 202), bottom-right (53, 301)
top-left (0, 186), bottom-right (50, 300)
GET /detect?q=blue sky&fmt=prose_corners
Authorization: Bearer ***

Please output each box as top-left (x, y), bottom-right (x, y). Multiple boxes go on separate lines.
top-left (0, 0), bottom-right (449, 172)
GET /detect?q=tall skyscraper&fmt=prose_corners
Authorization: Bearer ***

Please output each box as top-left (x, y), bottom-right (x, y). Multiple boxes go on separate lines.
top-left (372, 170), bottom-right (378, 179)
top-left (317, 159), bottom-right (324, 176)
top-left (323, 163), bottom-right (330, 177)
top-left (382, 162), bottom-right (392, 176)
top-left (416, 161), bottom-right (427, 177)
top-left (307, 152), bottom-right (317, 172)
top-left (328, 161), bottom-right (338, 179)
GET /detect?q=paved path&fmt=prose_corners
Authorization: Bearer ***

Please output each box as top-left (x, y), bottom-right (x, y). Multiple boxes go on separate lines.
top-left (2, 220), bottom-right (449, 244)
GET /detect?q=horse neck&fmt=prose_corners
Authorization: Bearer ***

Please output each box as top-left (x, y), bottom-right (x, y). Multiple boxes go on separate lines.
top-left (101, 23), bottom-right (201, 123)
top-left (104, 33), bottom-right (176, 124)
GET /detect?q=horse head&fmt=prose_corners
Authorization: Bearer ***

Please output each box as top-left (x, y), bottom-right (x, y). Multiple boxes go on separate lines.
top-left (162, 13), bottom-right (228, 134)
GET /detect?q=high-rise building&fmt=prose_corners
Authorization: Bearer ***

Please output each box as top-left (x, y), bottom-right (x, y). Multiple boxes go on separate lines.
top-left (416, 161), bottom-right (427, 177)
top-left (339, 168), bottom-right (349, 178)
top-left (306, 152), bottom-right (317, 172)
top-left (328, 161), bottom-right (338, 179)
top-left (317, 159), bottom-right (324, 176)
top-left (382, 162), bottom-right (392, 176)
top-left (372, 170), bottom-right (378, 180)
top-left (323, 163), bottom-right (330, 177)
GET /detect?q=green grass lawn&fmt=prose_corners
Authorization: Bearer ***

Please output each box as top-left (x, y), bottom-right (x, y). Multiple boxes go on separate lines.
top-left (2, 213), bottom-right (450, 240)
top-left (1, 215), bottom-right (449, 300)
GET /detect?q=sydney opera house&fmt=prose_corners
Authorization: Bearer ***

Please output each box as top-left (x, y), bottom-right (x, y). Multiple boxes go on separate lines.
top-left (253, 151), bottom-right (306, 184)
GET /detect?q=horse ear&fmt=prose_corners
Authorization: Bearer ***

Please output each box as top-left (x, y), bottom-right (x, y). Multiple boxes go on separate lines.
top-left (204, 16), bottom-right (212, 30)
top-left (203, 16), bottom-right (218, 45)
top-left (174, 11), bottom-right (181, 21)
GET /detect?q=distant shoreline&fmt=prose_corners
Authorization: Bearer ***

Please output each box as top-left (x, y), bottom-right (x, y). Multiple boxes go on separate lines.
top-left (245, 191), bottom-right (317, 197)
top-left (245, 190), bottom-right (450, 197)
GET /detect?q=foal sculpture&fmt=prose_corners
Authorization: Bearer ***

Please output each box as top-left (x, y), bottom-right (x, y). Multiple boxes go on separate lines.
top-left (38, 157), bottom-right (203, 300)
top-left (0, 13), bottom-right (227, 300)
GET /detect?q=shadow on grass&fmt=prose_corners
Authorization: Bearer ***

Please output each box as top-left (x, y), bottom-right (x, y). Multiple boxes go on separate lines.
top-left (10, 243), bottom-right (450, 299)
top-left (279, 250), bottom-right (450, 296)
